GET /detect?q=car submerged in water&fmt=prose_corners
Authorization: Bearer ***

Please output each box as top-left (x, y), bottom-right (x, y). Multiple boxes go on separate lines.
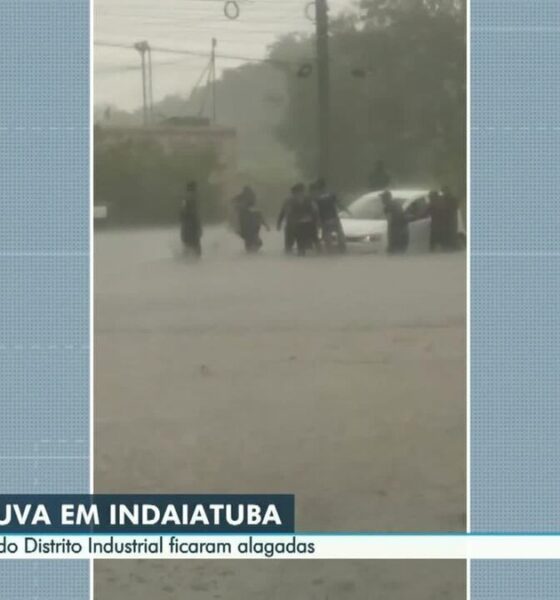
top-left (339, 189), bottom-right (465, 253)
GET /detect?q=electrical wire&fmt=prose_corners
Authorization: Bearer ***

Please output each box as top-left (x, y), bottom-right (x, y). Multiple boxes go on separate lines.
top-left (95, 40), bottom-right (313, 68)
top-left (94, 58), bottom-right (188, 74)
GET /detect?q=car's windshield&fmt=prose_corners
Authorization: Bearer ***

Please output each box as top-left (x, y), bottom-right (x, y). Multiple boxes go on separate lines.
top-left (346, 194), bottom-right (404, 220)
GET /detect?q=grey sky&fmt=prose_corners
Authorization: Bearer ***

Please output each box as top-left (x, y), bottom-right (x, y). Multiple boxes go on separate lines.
top-left (95, 0), bottom-right (358, 110)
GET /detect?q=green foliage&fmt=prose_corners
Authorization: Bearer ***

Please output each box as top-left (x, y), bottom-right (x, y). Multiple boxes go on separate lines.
top-left (94, 127), bottom-right (220, 225)
top-left (95, 0), bottom-right (466, 212)
top-left (271, 0), bottom-right (466, 196)
top-left (96, 63), bottom-right (300, 217)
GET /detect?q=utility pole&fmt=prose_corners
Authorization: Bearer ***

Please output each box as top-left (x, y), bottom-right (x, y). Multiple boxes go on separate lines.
top-left (134, 41), bottom-right (151, 127)
top-left (211, 38), bottom-right (217, 124)
top-left (315, 0), bottom-right (330, 178)
top-left (147, 44), bottom-right (154, 122)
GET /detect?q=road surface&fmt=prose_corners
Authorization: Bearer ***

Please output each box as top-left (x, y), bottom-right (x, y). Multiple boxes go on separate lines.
top-left (94, 226), bottom-right (466, 598)
top-left (96, 559), bottom-right (465, 599)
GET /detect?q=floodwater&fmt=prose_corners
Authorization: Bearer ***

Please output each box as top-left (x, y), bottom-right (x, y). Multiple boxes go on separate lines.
top-left (94, 226), bottom-right (466, 598)
top-left (96, 560), bottom-right (466, 600)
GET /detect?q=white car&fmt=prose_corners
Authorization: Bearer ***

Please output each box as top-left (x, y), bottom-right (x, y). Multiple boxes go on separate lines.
top-left (339, 189), bottom-right (465, 253)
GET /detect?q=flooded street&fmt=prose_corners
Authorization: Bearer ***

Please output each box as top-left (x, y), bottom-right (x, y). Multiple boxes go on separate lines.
top-left (95, 560), bottom-right (465, 600)
top-left (94, 225), bottom-right (466, 598)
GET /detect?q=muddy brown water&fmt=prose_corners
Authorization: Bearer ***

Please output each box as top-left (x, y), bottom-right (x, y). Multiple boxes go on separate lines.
top-left (94, 226), bottom-right (466, 598)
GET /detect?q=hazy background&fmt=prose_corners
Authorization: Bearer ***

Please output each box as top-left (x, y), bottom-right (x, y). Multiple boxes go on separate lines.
top-left (95, 0), bottom-right (466, 211)
top-left (95, 0), bottom-right (355, 110)
top-left (94, 4), bottom-right (467, 597)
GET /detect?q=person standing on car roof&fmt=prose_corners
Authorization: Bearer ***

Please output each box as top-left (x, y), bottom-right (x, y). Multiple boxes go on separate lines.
top-left (313, 178), bottom-right (346, 253)
top-left (381, 190), bottom-right (409, 254)
top-left (180, 180), bottom-right (202, 257)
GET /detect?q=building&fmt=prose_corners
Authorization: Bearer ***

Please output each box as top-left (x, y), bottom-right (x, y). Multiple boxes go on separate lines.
top-left (94, 121), bottom-right (238, 222)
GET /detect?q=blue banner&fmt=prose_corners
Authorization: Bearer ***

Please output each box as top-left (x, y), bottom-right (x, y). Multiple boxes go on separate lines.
top-left (0, 494), bottom-right (295, 534)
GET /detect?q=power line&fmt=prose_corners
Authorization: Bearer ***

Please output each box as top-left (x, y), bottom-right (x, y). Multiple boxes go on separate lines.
top-left (94, 40), bottom-right (312, 68)
top-left (96, 1), bottom-right (320, 27)
top-left (94, 58), bottom-right (188, 74)
top-left (190, 59), bottom-right (212, 97)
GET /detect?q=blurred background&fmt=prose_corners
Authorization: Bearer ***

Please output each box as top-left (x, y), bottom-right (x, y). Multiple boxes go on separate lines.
top-left (94, 0), bottom-right (466, 225)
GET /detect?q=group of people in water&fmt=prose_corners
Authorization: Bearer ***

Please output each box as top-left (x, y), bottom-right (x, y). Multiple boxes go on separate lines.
top-left (380, 187), bottom-right (461, 254)
top-left (180, 178), bottom-right (348, 257)
top-left (179, 175), bottom-right (462, 258)
top-left (232, 178), bottom-right (346, 256)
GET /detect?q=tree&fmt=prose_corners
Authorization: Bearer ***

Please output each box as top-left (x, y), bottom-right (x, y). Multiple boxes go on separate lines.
top-left (94, 127), bottom-right (219, 225)
top-left (272, 0), bottom-right (466, 195)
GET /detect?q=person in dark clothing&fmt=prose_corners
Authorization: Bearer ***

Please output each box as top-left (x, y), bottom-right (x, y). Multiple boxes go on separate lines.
top-left (180, 181), bottom-right (202, 257)
top-left (290, 183), bottom-right (320, 256)
top-left (231, 186), bottom-right (256, 235)
top-left (238, 195), bottom-right (270, 253)
top-left (428, 190), bottom-right (445, 251)
top-left (313, 178), bottom-right (346, 253)
top-left (440, 186), bottom-right (459, 250)
top-left (369, 160), bottom-right (391, 192)
top-left (277, 185), bottom-right (300, 254)
top-left (381, 190), bottom-right (409, 254)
